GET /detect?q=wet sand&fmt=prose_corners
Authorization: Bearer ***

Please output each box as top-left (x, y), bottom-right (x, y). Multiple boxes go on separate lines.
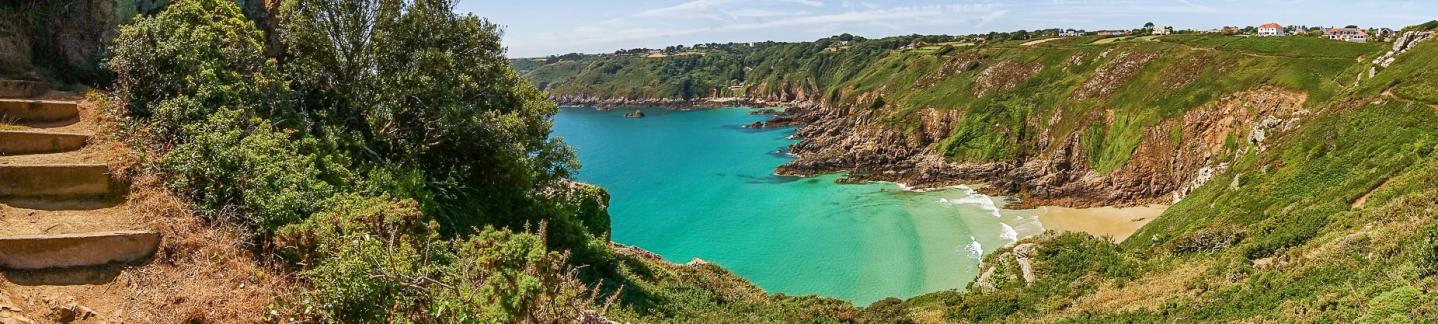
top-left (1037, 205), bottom-right (1169, 242)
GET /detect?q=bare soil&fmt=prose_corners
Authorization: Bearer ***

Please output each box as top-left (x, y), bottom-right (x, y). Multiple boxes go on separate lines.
top-left (0, 92), bottom-right (286, 323)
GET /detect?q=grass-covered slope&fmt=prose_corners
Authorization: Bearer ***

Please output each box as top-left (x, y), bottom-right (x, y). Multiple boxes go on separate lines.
top-left (887, 38), bottom-right (1438, 322)
top-left (524, 26), bottom-right (1438, 321)
top-left (522, 34), bottom-right (1384, 180)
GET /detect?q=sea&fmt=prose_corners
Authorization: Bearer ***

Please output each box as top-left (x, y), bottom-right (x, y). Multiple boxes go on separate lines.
top-left (552, 106), bottom-right (1042, 305)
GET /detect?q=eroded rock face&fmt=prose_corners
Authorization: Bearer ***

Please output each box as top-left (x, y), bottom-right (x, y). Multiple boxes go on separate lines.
top-left (1074, 51), bottom-right (1158, 100)
top-left (973, 61), bottom-right (1042, 97)
top-left (773, 87), bottom-right (1307, 208)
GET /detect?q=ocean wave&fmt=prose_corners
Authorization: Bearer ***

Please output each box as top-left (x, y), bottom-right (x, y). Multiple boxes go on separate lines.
top-left (965, 236), bottom-right (984, 259)
top-left (1000, 223), bottom-right (1019, 242)
top-left (937, 193), bottom-right (1002, 218)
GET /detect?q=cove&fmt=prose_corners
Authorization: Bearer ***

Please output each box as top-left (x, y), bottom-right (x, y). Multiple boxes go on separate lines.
top-left (552, 107), bottom-right (1042, 305)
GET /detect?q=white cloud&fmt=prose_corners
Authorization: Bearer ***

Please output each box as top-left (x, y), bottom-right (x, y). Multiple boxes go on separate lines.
top-left (637, 0), bottom-right (734, 17)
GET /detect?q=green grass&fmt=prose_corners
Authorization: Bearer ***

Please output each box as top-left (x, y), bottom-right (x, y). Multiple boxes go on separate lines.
top-left (521, 31), bottom-right (1438, 321)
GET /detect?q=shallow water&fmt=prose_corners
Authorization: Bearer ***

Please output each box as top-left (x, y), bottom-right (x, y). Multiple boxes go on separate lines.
top-left (552, 107), bottom-right (1041, 305)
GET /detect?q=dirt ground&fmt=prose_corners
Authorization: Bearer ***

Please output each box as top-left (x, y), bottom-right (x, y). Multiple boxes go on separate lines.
top-left (1, 92), bottom-right (286, 323)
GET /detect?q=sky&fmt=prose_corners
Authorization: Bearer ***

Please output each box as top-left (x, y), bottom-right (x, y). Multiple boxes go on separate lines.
top-left (459, 1), bottom-right (1438, 57)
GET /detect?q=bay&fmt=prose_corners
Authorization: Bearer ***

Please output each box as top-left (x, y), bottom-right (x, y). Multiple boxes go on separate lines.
top-left (552, 107), bottom-right (1041, 305)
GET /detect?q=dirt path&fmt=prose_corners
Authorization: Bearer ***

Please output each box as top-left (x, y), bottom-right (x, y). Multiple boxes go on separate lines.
top-left (0, 89), bottom-right (284, 323)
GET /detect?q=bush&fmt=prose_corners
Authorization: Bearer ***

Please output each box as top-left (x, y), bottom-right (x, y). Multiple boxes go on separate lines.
top-left (277, 194), bottom-right (603, 322)
top-left (1416, 225), bottom-right (1438, 277)
top-left (1356, 286), bottom-right (1429, 322)
top-left (107, 0), bottom-right (289, 139)
top-left (1170, 226), bottom-right (1247, 255)
top-left (280, 0), bottom-right (578, 235)
top-left (161, 108), bottom-right (334, 233)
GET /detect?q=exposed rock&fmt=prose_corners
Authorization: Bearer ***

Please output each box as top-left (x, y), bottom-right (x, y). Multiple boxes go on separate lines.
top-left (1012, 243), bottom-right (1039, 284)
top-left (972, 61), bottom-right (1042, 97)
top-left (773, 86), bottom-right (1306, 208)
top-left (47, 299), bottom-right (95, 323)
top-left (579, 310), bottom-right (622, 324)
top-left (1074, 51), bottom-right (1158, 100)
top-left (687, 257), bottom-right (710, 267)
top-left (973, 265), bottom-right (998, 291)
top-left (623, 110), bottom-right (645, 118)
top-left (915, 54), bottom-right (984, 90)
top-left (748, 108), bottom-right (778, 115)
top-left (1373, 31), bottom-right (1432, 68)
top-left (613, 243), bottom-right (663, 261)
top-left (742, 121), bottom-right (764, 129)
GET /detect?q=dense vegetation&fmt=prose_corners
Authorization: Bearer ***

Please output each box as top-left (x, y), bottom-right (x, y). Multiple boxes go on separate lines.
top-left (523, 21), bottom-right (1438, 322)
top-left (104, 0), bottom-right (861, 322)
top-left (87, 0), bottom-right (1438, 320)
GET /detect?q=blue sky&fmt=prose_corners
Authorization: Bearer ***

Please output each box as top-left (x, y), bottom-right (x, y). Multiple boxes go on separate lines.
top-left (460, 1), bottom-right (1438, 57)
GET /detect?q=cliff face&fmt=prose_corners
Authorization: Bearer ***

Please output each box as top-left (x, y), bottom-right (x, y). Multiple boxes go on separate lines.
top-left (523, 35), bottom-right (1394, 208)
top-left (768, 87), bottom-right (1306, 208)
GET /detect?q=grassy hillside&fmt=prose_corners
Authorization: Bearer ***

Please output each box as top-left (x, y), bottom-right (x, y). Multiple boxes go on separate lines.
top-left (522, 34), bottom-right (1384, 175)
top-left (523, 27), bottom-right (1438, 321)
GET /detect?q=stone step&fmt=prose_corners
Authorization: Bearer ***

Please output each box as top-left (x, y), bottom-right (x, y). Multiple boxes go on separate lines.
top-left (0, 80), bottom-right (49, 98)
top-left (0, 131), bottom-right (88, 155)
top-left (0, 164), bottom-right (116, 197)
top-left (0, 231), bottom-right (160, 270)
top-left (0, 99), bottom-right (78, 123)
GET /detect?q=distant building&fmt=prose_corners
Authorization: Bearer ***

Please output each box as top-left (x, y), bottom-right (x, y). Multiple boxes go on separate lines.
top-left (1376, 28), bottom-right (1397, 41)
top-left (1096, 30), bottom-right (1128, 36)
top-left (1153, 26), bottom-right (1174, 35)
top-left (1257, 23), bottom-right (1285, 36)
top-left (1325, 26), bottom-right (1368, 43)
top-left (902, 40), bottom-right (929, 50)
top-left (1060, 29), bottom-right (1080, 37)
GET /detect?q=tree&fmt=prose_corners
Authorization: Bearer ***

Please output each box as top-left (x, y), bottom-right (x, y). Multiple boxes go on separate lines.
top-left (280, 0), bottom-right (580, 236)
top-left (1144, 22), bottom-right (1155, 29)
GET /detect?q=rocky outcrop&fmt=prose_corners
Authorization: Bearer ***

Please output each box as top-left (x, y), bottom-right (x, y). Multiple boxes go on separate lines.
top-left (773, 87), bottom-right (1307, 208)
top-left (973, 242), bottom-right (1041, 290)
top-left (1373, 30), bottom-right (1432, 68)
top-left (623, 110), bottom-right (645, 118)
top-left (1074, 51), bottom-right (1158, 100)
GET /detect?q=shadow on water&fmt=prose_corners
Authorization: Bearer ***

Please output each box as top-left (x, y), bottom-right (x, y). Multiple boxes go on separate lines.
top-left (739, 174), bottom-right (804, 184)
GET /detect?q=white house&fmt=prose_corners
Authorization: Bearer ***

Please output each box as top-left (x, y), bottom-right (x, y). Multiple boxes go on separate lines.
top-left (1257, 23), bottom-right (1285, 36)
top-left (1153, 26), bottom-right (1174, 35)
top-left (1325, 26), bottom-right (1368, 43)
top-left (1060, 29), bottom-right (1080, 37)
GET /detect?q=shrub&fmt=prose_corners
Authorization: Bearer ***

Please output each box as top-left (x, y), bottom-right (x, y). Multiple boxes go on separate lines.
top-left (1170, 226), bottom-right (1247, 255)
top-left (1356, 286), bottom-right (1429, 322)
top-left (279, 0), bottom-right (579, 236)
top-left (278, 194), bottom-right (603, 322)
top-left (161, 108), bottom-right (334, 233)
top-left (106, 0), bottom-right (289, 139)
top-left (1416, 225), bottom-right (1438, 277)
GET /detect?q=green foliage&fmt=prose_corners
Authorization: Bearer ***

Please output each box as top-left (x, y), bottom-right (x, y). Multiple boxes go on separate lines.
top-left (948, 233), bottom-right (1139, 322)
top-left (280, 0), bottom-right (580, 237)
top-left (107, 0), bottom-right (289, 139)
top-left (277, 194), bottom-right (599, 322)
top-left (1356, 286), bottom-right (1429, 323)
top-left (162, 108), bottom-right (335, 232)
top-left (1416, 225), bottom-right (1438, 278)
top-left (1168, 226), bottom-right (1246, 255)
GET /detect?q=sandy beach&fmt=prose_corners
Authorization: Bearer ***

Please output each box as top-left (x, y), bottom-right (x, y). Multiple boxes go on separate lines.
top-left (1037, 205), bottom-right (1169, 242)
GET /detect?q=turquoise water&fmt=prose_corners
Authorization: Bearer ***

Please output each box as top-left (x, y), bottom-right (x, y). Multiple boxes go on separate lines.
top-left (552, 107), bottom-right (1041, 305)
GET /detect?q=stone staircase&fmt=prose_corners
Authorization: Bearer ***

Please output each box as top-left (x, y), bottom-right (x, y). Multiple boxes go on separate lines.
top-left (0, 81), bottom-right (159, 273)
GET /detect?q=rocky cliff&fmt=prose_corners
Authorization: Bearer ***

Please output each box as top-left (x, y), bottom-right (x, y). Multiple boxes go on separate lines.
top-left (523, 35), bottom-right (1399, 208)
